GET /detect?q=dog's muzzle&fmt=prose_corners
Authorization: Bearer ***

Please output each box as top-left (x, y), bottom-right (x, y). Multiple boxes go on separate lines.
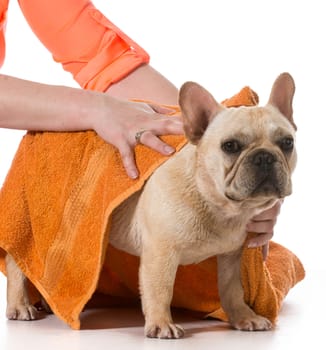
top-left (250, 150), bottom-right (282, 196)
top-left (252, 150), bottom-right (276, 171)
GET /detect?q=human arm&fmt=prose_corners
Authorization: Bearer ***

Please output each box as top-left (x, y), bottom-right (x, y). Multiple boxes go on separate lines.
top-left (0, 73), bottom-right (183, 178)
top-left (17, 0), bottom-right (184, 177)
top-left (18, 0), bottom-right (150, 92)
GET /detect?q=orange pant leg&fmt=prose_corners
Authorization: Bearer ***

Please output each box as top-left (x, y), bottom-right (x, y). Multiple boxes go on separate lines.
top-left (18, 0), bottom-right (149, 91)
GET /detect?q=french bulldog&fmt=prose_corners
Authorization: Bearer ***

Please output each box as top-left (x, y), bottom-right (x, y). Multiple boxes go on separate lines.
top-left (6, 72), bottom-right (297, 339)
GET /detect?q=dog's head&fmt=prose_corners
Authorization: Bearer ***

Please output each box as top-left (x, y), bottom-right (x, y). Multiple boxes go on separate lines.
top-left (179, 73), bottom-right (297, 211)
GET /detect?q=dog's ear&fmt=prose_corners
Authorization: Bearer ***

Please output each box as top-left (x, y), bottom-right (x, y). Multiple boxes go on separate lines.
top-left (268, 73), bottom-right (296, 130)
top-left (179, 82), bottom-right (224, 144)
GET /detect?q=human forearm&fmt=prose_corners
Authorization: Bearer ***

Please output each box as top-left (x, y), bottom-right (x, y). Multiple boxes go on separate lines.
top-left (106, 65), bottom-right (179, 105)
top-left (0, 74), bottom-right (100, 131)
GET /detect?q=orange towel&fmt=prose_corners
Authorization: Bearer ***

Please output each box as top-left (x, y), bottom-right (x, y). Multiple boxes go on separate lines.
top-left (0, 86), bottom-right (305, 330)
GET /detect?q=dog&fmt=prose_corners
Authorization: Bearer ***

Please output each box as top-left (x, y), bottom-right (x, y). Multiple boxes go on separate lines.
top-left (5, 72), bottom-right (297, 339)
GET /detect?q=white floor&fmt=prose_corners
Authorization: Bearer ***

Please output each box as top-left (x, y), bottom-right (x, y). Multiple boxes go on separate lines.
top-left (0, 269), bottom-right (323, 350)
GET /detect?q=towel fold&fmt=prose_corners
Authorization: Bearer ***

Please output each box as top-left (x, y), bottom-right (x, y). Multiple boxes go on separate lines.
top-left (0, 85), bottom-right (304, 329)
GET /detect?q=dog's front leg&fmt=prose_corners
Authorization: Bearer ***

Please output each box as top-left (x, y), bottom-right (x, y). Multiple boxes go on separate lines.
top-left (139, 244), bottom-right (184, 339)
top-left (5, 254), bottom-right (38, 320)
top-left (217, 248), bottom-right (272, 331)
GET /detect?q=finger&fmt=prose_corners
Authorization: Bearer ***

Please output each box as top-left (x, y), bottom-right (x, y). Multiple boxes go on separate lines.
top-left (138, 131), bottom-right (176, 156)
top-left (251, 200), bottom-right (282, 221)
top-left (148, 103), bottom-right (177, 115)
top-left (150, 117), bottom-right (184, 135)
top-left (262, 243), bottom-right (269, 261)
top-left (247, 232), bottom-right (273, 248)
top-left (118, 143), bottom-right (139, 179)
top-left (246, 220), bottom-right (276, 234)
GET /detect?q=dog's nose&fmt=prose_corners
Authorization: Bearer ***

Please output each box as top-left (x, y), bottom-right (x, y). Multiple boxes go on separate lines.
top-left (252, 150), bottom-right (276, 169)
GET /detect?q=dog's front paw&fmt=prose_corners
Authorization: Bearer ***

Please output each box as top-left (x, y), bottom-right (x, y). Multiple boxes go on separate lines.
top-left (145, 321), bottom-right (185, 339)
top-left (231, 314), bottom-right (272, 331)
top-left (6, 303), bottom-right (39, 321)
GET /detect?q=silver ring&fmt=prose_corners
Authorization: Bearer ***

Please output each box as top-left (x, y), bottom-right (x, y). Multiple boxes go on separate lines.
top-left (135, 129), bottom-right (147, 144)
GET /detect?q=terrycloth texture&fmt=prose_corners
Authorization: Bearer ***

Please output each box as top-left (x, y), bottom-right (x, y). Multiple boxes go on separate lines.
top-left (0, 86), bottom-right (305, 329)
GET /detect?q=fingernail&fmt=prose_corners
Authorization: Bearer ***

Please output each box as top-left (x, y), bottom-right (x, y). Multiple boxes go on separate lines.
top-left (164, 146), bottom-right (175, 155)
top-left (247, 242), bottom-right (257, 248)
top-left (129, 170), bottom-right (139, 179)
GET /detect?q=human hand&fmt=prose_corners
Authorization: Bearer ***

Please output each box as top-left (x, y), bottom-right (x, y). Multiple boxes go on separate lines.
top-left (246, 200), bottom-right (283, 260)
top-left (92, 97), bottom-right (184, 179)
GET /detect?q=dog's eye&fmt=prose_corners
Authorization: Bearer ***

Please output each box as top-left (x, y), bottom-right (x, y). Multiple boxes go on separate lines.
top-left (279, 137), bottom-right (294, 152)
top-left (221, 140), bottom-right (242, 154)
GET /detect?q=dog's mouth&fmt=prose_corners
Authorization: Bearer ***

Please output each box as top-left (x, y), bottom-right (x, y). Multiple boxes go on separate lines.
top-left (225, 192), bottom-right (242, 202)
top-left (225, 174), bottom-right (290, 202)
top-left (224, 149), bottom-right (293, 204)
top-left (251, 176), bottom-right (283, 197)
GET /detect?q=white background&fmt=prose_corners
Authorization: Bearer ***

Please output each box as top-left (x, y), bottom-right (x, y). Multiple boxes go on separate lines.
top-left (0, 0), bottom-right (325, 274)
